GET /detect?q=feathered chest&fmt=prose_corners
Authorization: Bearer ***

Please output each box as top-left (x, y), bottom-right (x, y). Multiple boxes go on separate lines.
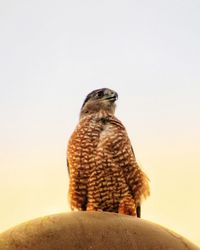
top-left (68, 114), bottom-right (125, 154)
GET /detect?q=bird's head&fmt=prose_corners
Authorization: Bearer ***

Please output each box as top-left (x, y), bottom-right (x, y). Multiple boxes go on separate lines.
top-left (80, 88), bottom-right (118, 118)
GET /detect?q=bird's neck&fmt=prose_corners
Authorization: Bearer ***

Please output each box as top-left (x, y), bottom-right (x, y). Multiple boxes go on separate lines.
top-left (79, 109), bottom-right (115, 121)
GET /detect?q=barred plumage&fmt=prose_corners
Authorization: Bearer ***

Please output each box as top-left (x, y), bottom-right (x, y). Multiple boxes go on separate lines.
top-left (67, 88), bottom-right (149, 217)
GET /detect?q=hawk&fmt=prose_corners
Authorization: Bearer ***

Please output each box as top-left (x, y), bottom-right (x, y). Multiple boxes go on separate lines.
top-left (67, 88), bottom-right (150, 217)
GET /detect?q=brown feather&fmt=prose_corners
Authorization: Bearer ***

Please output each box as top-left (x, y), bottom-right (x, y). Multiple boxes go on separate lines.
top-left (67, 88), bottom-right (150, 216)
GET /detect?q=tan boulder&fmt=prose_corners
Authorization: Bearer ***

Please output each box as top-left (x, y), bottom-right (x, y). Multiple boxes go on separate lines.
top-left (0, 211), bottom-right (199, 250)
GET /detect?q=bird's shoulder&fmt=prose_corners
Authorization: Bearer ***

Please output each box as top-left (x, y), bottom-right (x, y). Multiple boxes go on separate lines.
top-left (95, 112), bottom-right (126, 130)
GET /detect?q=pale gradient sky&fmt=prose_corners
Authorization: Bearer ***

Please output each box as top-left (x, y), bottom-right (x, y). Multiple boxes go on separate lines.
top-left (0, 0), bottom-right (200, 246)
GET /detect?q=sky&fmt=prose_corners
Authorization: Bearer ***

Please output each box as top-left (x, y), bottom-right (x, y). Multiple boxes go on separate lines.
top-left (0, 0), bottom-right (200, 246)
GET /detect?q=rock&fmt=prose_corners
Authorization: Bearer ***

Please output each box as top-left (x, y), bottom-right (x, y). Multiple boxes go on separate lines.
top-left (0, 211), bottom-right (199, 250)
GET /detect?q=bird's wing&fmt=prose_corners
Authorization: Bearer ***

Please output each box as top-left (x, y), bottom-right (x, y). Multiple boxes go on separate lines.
top-left (67, 158), bottom-right (70, 175)
top-left (67, 122), bottom-right (90, 211)
top-left (108, 116), bottom-right (150, 211)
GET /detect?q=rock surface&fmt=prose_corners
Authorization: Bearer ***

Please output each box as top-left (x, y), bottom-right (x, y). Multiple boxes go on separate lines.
top-left (0, 211), bottom-right (199, 250)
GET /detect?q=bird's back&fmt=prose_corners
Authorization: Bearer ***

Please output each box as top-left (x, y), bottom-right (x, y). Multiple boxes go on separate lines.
top-left (67, 111), bottom-right (149, 215)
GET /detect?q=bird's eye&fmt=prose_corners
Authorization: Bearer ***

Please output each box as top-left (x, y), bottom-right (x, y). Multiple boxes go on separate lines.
top-left (96, 91), bottom-right (104, 98)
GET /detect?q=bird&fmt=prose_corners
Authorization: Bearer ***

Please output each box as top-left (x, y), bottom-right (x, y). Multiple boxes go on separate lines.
top-left (67, 88), bottom-right (150, 217)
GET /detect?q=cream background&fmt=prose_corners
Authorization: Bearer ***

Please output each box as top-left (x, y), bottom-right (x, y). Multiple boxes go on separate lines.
top-left (0, 0), bottom-right (200, 246)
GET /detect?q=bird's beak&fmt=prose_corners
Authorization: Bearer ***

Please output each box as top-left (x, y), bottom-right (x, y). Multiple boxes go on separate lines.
top-left (106, 92), bottom-right (118, 102)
